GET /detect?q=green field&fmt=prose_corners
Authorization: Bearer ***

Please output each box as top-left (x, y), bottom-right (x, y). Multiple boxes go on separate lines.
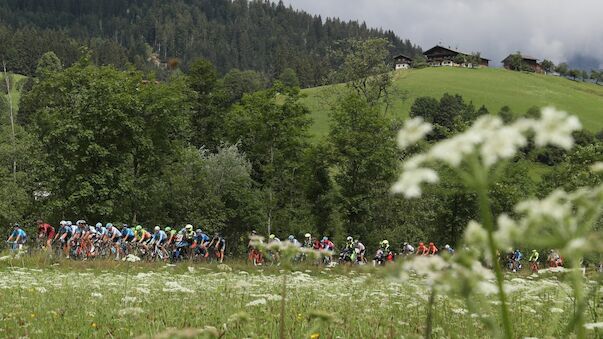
top-left (301, 67), bottom-right (603, 138)
top-left (0, 256), bottom-right (596, 338)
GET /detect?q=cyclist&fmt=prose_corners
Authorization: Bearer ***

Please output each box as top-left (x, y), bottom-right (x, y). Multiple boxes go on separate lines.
top-left (174, 224), bottom-right (195, 260)
top-left (37, 220), bottom-right (55, 249)
top-left (134, 225), bottom-right (153, 253)
top-left (416, 242), bottom-right (429, 256)
top-left (428, 242), bottom-right (439, 256)
top-left (247, 230), bottom-right (263, 265)
top-left (96, 222), bottom-right (107, 242)
top-left (529, 249), bottom-right (539, 273)
top-left (512, 249), bottom-right (523, 272)
top-left (149, 226), bottom-right (168, 259)
top-left (303, 233), bottom-right (312, 248)
top-left (7, 224), bottom-right (27, 250)
top-left (401, 242), bottom-right (415, 255)
top-left (106, 223), bottom-right (123, 259)
top-left (339, 236), bottom-right (355, 263)
top-left (121, 224), bottom-right (135, 243)
top-left (55, 221), bottom-right (72, 257)
top-left (193, 229), bottom-right (210, 257)
top-left (355, 239), bottom-right (366, 263)
top-left (443, 244), bottom-right (455, 255)
top-left (287, 235), bottom-right (301, 247)
top-left (321, 237), bottom-right (335, 251)
top-left (208, 233), bottom-right (226, 263)
top-left (312, 237), bottom-right (323, 250)
top-left (67, 221), bottom-right (82, 257)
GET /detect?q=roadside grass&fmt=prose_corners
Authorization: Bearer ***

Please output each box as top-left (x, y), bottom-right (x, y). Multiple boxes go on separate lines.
top-left (0, 251), bottom-right (599, 338)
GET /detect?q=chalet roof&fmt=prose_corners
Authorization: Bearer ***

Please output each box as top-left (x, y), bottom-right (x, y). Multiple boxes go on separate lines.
top-left (501, 54), bottom-right (539, 63)
top-left (393, 53), bottom-right (412, 60)
top-left (423, 45), bottom-right (490, 61)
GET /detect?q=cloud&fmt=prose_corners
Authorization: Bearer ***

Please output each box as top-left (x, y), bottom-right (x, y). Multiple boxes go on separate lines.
top-left (282, 0), bottom-right (603, 67)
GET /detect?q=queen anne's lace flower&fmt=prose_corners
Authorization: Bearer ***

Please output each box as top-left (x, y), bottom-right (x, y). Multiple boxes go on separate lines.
top-left (397, 117), bottom-right (432, 149)
top-left (591, 162), bottom-right (603, 172)
top-left (480, 126), bottom-right (527, 167)
top-left (391, 167), bottom-right (439, 198)
top-left (532, 107), bottom-right (582, 150)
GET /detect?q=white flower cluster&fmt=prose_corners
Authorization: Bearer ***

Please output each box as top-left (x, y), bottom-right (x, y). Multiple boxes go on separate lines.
top-left (392, 107), bottom-right (582, 198)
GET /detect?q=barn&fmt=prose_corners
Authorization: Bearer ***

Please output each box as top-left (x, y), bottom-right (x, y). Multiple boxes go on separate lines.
top-left (393, 54), bottom-right (413, 70)
top-left (501, 54), bottom-right (543, 73)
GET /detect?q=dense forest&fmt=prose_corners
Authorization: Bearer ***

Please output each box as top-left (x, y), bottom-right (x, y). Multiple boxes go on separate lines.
top-left (0, 0), bottom-right (421, 87)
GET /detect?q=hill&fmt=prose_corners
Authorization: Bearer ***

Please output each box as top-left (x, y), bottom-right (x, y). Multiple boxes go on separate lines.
top-left (301, 67), bottom-right (603, 138)
top-left (0, 0), bottom-right (421, 87)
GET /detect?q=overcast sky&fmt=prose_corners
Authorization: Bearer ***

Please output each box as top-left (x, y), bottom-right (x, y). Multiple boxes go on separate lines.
top-left (281, 0), bottom-right (603, 68)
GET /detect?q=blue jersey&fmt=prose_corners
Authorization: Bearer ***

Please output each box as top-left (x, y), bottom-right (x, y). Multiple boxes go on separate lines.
top-left (153, 231), bottom-right (167, 242)
top-left (513, 251), bottom-right (523, 261)
top-left (122, 228), bottom-right (134, 238)
top-left (195, 233), bottom-right (210, 244)
top-left (11, 228), bottom-right (26, 239)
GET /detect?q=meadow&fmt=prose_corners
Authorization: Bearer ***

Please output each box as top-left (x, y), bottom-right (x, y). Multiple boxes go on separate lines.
top-left (0, 255), bottom-right (600, 338)
top-left (301, 67), bottom-right (603, 138)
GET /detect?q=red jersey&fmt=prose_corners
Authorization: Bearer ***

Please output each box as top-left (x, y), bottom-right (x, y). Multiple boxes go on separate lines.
top-left (38, 223), bottom-right (55, 238)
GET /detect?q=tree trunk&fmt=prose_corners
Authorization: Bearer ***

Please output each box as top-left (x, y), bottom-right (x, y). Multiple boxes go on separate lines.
top-left (3, 62), bottom-right (16, 183)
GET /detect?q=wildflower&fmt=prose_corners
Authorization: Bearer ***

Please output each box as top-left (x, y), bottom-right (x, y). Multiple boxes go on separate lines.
top-left (91, 292), bottom-right (103, 299)
top-left (245, 298), bottom-right (267, 307)
top-left (591, 162), bottom-right (603, 172)
top-left (122, 254), bottom-right (141, 262)
top-left (122, 296), bottom-right (137, 303)
top-left (464, 220), bottom-right (488, 246)
top-left (584, 322), bottom-right (603, 330)
top-left (117, 307), bottom-right (144, 317)
top-left (397, 117), bottom-right (432, 149)
top-left (391, 167), bottom-right (439, 198)
top-left (480, 126), bottom-right (526, 167)
top-left (550, 307), bottom-right (564, 313)
top-left (429, 132), bottom-right (480, 167)
top-left (532, 107), bottom-right (581, 150)
top-left (451, 308), bottom-right (468, 315)
top-left (310, 333), bottom-right (320, 339)
top-left (91, 322), bottom-right (97, 329)
top-left (217, 264), bottom-right (232, 272)
top-left (493, 214), bottom-right (522, 249)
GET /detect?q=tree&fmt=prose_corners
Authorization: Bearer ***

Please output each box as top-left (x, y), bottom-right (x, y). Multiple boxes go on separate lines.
top-left (581, 70), bottom-right (589, 82)
top-left (568, 69), bottom-right (580, 81)
top-left (590, 70), bottom-right (602, 84)
top-left (506, 53), bottom-right (527, 72)
top-left (453, 54), bottom-right (466, 65)
top-left (411, 55), bottom-right (428, 69)
top-left (222, 69), bottom-right (268, 104)
top-left (225, 85), bottom-right (312, 235)
top-left (334, 38), bottom-right (393, 105)
top-left (556, 63), bottom-right (569, 77)
top-left (35, 52), bottom-right (62, 79)
top-left (278, 68), bottom-right (300, 89)
top-left (24, 60), bottom-right (190, 222)
top-left (498, 106), bottom-right (514, 124)
top-left (328, 93), bottom-right (399, 240)
top-left (540, 59), bottom-right (555, 73)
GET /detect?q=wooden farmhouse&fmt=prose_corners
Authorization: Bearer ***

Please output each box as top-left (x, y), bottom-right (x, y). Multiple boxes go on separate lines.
top-left (423, 45), bottom-right (489, 67)
top-left (501, 54), bottom-right (543, 73)
top-left (393, 54), bottom-right (413, 70)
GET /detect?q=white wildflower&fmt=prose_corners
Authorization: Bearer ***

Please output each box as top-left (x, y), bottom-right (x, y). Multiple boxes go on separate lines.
top-left (532, 107), bottom-right (581, 150)
top-left (391, 167), bottom-right (439, 198)
top-left (584, 322), bottom-right (603, 330)
top-left (550, 307), bottom-right (564, 313)
top-left (217, 264), bottom-right (232, 272)
top-left (515, 190), bottom-right (570, 221)
top-left (35, 287), bottom-right (47, 293)
top-left (429, 132), bottom-right (481, 167)
top-left (451, 308), bottom-right (468, 315)
top-left (245, 298), bottom-right (267, 307)
top-left (402, 255), bottom-right (448, 285)
top-left (134, 287), bottom-right (150, 295)
top-left (480, 126), bottom-right (526, 167)
top-left (397, 117), bottom-right (433, 149)
top-left (117, 307), bottom-right (144, 317)
top-left (0, 256), bottom-right (11, 261)
top-left (591, 162), bottom-right (603, 172)
top-left (403, 154), bottom-right (429, 170)
top-left (91, 292), bottom-right (103, 299)
top-left (464, 220), bottom-right (488, 245)
top-left (122, 296), bottom-right (137, 303)
top-left (122, 254), bottom-right (141, 262)
top-left (494, 214), bottom-right (522, 249)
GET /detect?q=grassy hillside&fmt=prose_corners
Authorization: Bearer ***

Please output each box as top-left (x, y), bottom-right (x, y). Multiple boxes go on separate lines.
top-left (301, 67), bottom-right (603, 138)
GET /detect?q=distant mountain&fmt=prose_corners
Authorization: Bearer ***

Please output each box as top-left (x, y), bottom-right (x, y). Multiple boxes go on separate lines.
top-left (566, 54), bottom-right (603, 72)
top-left (0, 0), bottom-right (422, 87)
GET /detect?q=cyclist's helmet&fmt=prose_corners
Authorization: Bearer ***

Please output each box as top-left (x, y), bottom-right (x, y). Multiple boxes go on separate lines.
top-left (60, 220), bottom-right (67, 226)
top-left (13, 223), bottom-right (20, 228)
top-left (165, 227), bottom-right (172, 232)
top-left (269, 234), bottom-right (275, 239)
top-left (322, 236), bottom-right (328, 241)
top-left (196, 229), bottom-right (203, 234)
top-left (288, 235), bottom-right (294, 240)
top-left (154, 226), bottom-right (161, 232)
top-left (383, 240), bottom-right (389, 245)
top-left (96, 222), bottom-right (102, 228)
top-left (185, 224), bottom-right (193, 231)
top-left (105, 223), bottom-right (113, 228)
top-left (66, 221), bottom-right (72, 226)
top-left (123, 224), bottom-right (128, 228)
top-left (304, 233), bottom-right (311, 238)
top-left (403, 242), bottom-right (408, 246)
top-left (532, 249), bottom-right (537, 252)
top-left (444, 244), bottom-right (450, 249)
top-left (346, 236), bottom-right (353, 242)
top-left (135, 225), bottom-right (142, 231)
top-left (419, 242), bottom-right (424, 246)
top-left (429, 242), bottom-right (434, 246)
top-left (251, 230), bottom-right (257, 235)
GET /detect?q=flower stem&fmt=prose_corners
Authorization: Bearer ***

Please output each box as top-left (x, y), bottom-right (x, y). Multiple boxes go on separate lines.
top-left (474, 168), bottom-right (513, 339)
top-left (424, 287), bottom-right (436, 339)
